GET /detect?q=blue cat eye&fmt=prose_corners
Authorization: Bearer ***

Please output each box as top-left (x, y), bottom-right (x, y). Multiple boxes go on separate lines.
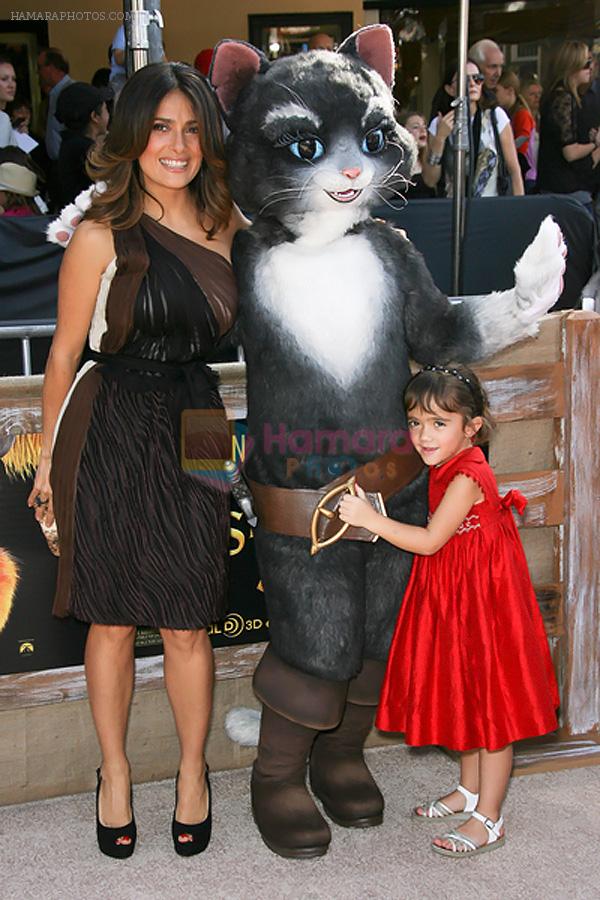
top-left (362, 128), bottom-right (386, 154)
top-left (288, 137), bottom-right (325, 162)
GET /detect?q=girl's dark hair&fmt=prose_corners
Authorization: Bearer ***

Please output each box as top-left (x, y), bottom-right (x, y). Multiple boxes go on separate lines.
top-left (86, 62), bottom-right (232, 238)
top-left (404, 364), bottom-right (494, 444)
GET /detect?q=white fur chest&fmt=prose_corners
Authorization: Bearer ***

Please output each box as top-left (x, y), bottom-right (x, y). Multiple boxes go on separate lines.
top-left (255, 232), bottom-right (388, 387)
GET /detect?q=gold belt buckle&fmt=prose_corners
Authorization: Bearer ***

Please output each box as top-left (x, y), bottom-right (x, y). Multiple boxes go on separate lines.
top-left (310, 476), bottom-right (356, 557)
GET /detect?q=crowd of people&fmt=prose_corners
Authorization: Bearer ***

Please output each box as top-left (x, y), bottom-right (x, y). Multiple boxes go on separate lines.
top-left (1, 36), bottom-right (599, 218)
top-left (402, 38), bottom-right (600, 212)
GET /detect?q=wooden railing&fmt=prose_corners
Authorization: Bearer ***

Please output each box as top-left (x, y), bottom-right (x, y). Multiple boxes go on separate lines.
top-left (1, 311), bottom-right (598, 740)
top-left (473, 311), bottom-right (599, 737)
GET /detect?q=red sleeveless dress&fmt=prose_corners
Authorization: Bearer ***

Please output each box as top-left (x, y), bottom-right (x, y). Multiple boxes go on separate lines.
top-left (376, 447), bottom-right (559, 751)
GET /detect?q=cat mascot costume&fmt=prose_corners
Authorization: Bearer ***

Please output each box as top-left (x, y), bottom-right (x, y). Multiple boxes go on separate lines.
top-left (208, 25), bottom-right (566, 859)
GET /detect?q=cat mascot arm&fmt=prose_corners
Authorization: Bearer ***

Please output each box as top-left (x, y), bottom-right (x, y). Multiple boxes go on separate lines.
top-left (210, 25), bottom-right (566, 861)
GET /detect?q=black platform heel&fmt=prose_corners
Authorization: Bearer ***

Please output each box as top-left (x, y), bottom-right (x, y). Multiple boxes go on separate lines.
top-left (95, 768), bottom-right (137, 859)
top-left (172, 764), bottom-right (212, 856)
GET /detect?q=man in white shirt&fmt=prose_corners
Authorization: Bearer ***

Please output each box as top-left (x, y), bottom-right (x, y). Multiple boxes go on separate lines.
top-left (109, 25), bottom-right (127, 97)
top-left (37, 48), bottom-right (73, 160)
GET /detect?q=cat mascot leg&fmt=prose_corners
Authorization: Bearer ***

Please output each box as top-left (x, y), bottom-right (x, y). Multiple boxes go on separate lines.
top-left (210, 26), bottom-right (566, 858)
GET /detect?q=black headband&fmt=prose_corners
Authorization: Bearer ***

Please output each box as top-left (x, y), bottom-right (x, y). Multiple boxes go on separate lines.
top-left (419, 364), bottom-right (482, 411)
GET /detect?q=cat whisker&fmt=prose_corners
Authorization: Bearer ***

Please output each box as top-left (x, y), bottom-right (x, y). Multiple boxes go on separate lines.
top-left (372, 186), bottom-right (407, 211)
top-left (258, 186), bottom-right (308, 216)
top-left (374, 180), bottom-right (410, 199)
top-left (380, 159), bottom-right (405, 185)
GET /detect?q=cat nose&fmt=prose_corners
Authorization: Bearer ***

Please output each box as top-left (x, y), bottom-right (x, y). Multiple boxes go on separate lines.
top-left (342, 166), bottom-right (361, 180)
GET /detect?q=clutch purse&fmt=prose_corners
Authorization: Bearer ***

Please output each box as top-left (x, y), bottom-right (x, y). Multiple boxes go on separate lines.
top-left (39, 518), bottom-right (60, 557)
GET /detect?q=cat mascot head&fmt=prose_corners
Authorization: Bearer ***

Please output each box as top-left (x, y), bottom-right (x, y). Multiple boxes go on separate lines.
top-left (210, 25), bottom-right (415, 238)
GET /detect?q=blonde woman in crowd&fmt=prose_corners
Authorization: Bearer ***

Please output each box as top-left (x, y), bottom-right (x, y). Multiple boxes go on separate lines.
top-left (537, 41), bottom-right (600, 202)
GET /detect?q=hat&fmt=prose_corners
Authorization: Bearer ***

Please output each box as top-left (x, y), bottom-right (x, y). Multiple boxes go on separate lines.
top-left (0, 161), bottom-right (37, 196)
top-left (55, 82), bottom-right (111, 130)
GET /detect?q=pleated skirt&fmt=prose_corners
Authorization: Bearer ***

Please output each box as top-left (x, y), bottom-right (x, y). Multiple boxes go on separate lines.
top-left (51, 365), bottom-right (229, 629)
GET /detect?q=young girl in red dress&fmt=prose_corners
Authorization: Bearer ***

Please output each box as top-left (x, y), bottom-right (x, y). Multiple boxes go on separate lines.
top-left (339, 364), bottom-right (559, 858)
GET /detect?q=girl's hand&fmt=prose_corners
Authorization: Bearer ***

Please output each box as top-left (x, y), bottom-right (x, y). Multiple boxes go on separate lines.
top-left (27, 456), bottom-right (55, 526)
top-left (437, 111), bottom-right (455, 141)
top-left (338, 485), bottom-right (377, 530)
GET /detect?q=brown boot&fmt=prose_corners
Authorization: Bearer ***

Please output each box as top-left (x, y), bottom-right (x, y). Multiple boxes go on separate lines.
top-left (309, 659), bottom-right (386, 828)
top-left (251, 646), bottom-right (347, 859)
top-left (251, 706), bottom-right (331, 858)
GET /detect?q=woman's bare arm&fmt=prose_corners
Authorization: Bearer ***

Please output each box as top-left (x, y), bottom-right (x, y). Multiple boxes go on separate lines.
top-left (499, 124), bottom-right (524, 196)
top-left (27, 221), bottom-right (114, 522)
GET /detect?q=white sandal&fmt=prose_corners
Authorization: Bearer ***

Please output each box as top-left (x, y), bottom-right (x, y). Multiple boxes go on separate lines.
top-left (413, 783), bottom-right (479, 820)
top-left (431, 810), bottom-right (505, 857)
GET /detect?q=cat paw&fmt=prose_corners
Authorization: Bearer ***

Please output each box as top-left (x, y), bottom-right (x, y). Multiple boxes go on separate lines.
top-left (46, 182), bottom-right (108, 247)
top-left (514, 216), bottom-right (567, 324)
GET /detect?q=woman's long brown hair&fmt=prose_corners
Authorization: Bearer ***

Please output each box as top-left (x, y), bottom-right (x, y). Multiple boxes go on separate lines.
top-left (86, 62), bottom-right (232, 238)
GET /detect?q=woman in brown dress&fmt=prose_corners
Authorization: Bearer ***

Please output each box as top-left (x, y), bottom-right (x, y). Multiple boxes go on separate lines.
top-left (28, 62), bottom-right (243, 858)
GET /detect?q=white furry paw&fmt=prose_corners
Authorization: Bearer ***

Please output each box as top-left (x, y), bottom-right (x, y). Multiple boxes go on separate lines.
top-left (46, 181), bottom-right (107, 247)
top-left (514, 216), bottom-right (567, 324)
top-left (224, 707), bottom-right (261, 746)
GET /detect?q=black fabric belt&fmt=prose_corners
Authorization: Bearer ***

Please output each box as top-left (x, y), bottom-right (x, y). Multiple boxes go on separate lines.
top-left (87, 350), bottom-right (224, 452)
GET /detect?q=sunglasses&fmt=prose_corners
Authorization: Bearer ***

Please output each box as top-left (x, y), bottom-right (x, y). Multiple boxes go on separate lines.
top-left (583, 59), bottom-right (594, 70)
top-left (467, 74), bottom-right (485, 85)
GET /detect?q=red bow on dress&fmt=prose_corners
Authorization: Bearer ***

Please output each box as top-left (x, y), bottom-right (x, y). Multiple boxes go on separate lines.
top-left (500, 489), bottom-right (528, 515)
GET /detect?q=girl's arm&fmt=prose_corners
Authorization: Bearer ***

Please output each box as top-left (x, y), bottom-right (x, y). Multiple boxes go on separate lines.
top-left (499, 124), bottom-right (525, 196)
top-left (338, 476), bottom-right (483, 556)
top-left (27, 221), bottom-right (114, 524)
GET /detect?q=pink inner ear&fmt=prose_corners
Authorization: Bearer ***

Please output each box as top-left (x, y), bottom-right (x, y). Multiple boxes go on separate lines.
top-left (355, 25), bottom-right (395, 87)
top-left (211, 42), bottom-right (262, 114)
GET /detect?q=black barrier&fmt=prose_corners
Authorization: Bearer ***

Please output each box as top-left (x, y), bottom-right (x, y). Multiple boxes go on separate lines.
top-left (376, 194), bottom-right (594, 309)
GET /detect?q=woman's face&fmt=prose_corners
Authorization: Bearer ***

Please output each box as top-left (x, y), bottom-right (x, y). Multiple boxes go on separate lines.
top-left (92, 101), bottom-right (110, 136)
top-left (572, 54), bottom-right (593, 88)
top-left (138, 89), bottom-right (203, 195)
top-left (404, 114), bottom-right (428, 149)
top-left (523, 83), bottom-right (542, 114)
top-left (0, 63), bottom-right (17, 106)
top-left (495, 84), bottom-right (515, 110)
top-left (449, 63), bottom-right (483, 105)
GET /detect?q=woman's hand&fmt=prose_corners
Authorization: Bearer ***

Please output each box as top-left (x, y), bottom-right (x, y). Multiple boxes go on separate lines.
top-left (27, 456), bottom-right (55, 526)
top-left (338, 485), bottom-right (377, 531)
top-left (437, 110), bottom-right (455, 142)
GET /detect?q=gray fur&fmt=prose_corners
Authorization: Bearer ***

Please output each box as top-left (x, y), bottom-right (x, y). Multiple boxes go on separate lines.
top-left (212, 30), bottom-right (565, 682)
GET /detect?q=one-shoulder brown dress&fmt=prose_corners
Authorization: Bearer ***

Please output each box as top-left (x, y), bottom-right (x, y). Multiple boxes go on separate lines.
top-left (51, 215), bottom-right (238, 629)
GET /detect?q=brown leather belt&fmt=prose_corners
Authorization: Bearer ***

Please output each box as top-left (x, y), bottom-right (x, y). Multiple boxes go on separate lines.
top-left (248, 447), bottom-right (423, 553)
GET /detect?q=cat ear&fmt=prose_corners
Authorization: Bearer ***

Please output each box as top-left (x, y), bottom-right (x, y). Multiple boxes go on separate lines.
top-left (210, 40), bottom-right (268, 116)
top-left (338, 25), bottom-right (395, 88)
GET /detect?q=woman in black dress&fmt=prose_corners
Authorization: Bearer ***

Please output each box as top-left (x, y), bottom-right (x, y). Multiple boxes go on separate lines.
top-left (537, 41), bottom-right (600, 205)
top-left (28, 63), bottom-right (244, 858)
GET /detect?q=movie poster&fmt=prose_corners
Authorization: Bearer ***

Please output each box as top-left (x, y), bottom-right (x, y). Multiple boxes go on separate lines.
top-left (0, 428), bottom-right (268, 677)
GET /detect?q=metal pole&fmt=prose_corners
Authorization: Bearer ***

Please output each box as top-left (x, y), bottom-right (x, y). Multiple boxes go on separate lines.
top-left (21, 338), bottom-right (32, 376)
top-left (451, 0), bottom-right (471, 295)
top-left (123, 0), bottom-right (163, 76)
